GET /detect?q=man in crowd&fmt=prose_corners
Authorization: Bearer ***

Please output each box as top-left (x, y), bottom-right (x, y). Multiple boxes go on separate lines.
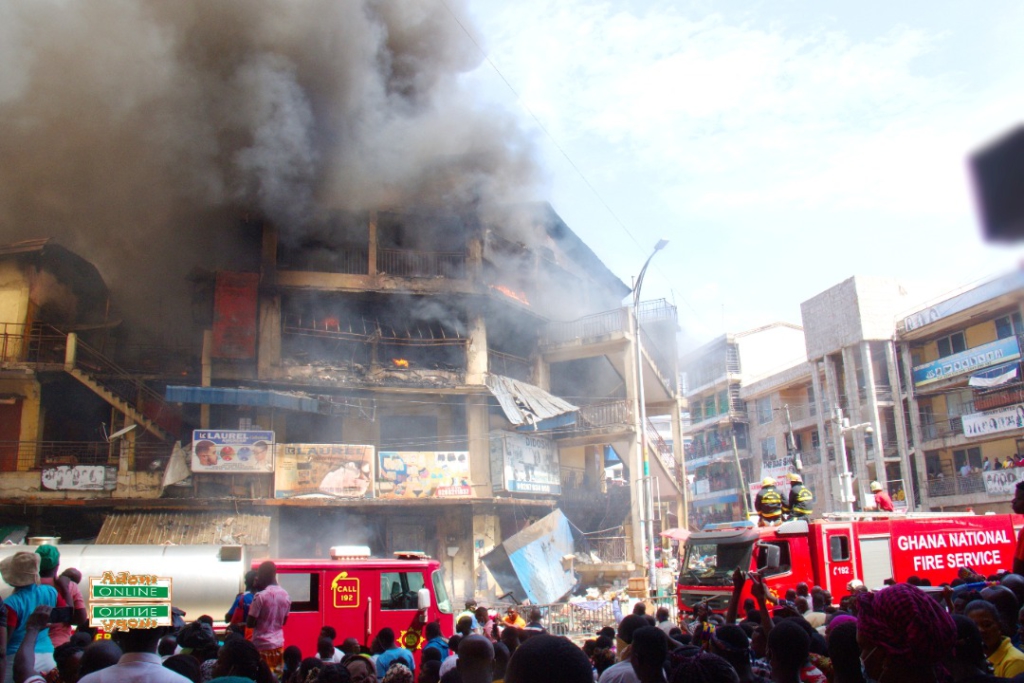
top-left (2, 551), bottom-right (57, 680)
top-left (78, 617), bottom-right (188, 683)
top-left (456, 634), bottom-right (494, 683)
top-left (246, 560), bottom-right (291, 677)
top-left (35, 546), bottom-right (87, 649)
top-left (375, 626), bottom-right (414, 678)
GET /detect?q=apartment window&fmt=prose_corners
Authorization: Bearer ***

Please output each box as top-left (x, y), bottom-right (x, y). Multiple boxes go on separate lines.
top-left (791, 433), bottom-right (803, 451)
top-left (996, 312), bottom-right (1024, 340)
top-left (756, 397), bottom-right (773, 425)
top-left (953, 447), bottom-right (983, 472)
top-left (691, 403), bottom-right (702, 422)
top-left (936, 332), bottom-right (967, 358)
top-left (807, 386), bottom-right (816, 416)
top-left (705, 396), bottom-right (716, 418)
top-left (945, 390), bottom-right (974, 418)
top-left (718, 390), bottom-right (730, 415)
top-left (811, 430), bottom-right (820, 449)
top-left (761, 437), bottom-right (777, 458)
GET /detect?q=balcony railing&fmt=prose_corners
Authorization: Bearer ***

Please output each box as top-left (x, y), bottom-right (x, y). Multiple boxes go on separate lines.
top-left (926, 472), bottom-right (987, 498)
top-left (0, 440), bottom-right (171, 473)
top-left (0, 323), bottom-right (67, 365)
top-left (488, 350), bottom-right (532, 383)
top-left (543, 308), bottom-right (629, 347)
top-left (376, 249), bottom-right (465, 278)
top-left (577, 400), bottom-right (633, 430)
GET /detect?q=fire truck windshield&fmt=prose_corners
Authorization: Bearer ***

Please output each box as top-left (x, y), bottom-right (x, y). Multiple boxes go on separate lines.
top-left (681, 541), bottom-right (753, 586)
top-left (432, 569), bottom-right (453, 613)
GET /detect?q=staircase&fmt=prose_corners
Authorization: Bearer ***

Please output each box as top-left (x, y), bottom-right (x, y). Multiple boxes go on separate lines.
top-left (64, 333), bottom-right (183, 443)
top-left (645, 418), bottom-right (684, 496)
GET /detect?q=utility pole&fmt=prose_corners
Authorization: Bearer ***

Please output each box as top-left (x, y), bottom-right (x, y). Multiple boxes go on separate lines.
top-left (784, 404), bottom-right (803, 472)
top-left (732, 432), bottom-right (751, 519)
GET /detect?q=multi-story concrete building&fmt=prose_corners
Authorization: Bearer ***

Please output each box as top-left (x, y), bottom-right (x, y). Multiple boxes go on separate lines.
top-left (897, 269), bottom-right (1024, 512)
top-left (0, 205), bottom-right (685, 602)
top-left (680, 323), bottom-right (805, 524)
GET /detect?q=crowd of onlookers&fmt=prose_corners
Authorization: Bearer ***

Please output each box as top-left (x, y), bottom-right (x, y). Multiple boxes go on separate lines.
top-left (7, 542), bottom-right (1024, 683)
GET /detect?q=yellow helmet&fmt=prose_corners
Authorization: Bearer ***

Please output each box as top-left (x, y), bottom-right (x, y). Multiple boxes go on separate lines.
top-left (761, 477), bottom-right (775, 487)
top-left (870, 481), bottom-right (883, 492)
top-left (789, 472), bottom-right (803, 483)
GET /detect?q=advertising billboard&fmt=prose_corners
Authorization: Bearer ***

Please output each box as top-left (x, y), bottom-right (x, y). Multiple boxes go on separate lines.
top-left (377, 451), bottom-right (471, 498)
top-left (912, 336), bottom-right (1021, 387)
top-left (962, 402), bottom-right (1024, 438)
top-left (191, 430), bottom-right (275, 473)
top-left (489, 431), bottom-right (561, 495)
top-left (274, 443), bottom-right (375, 499)
top-left (41, 465), bottom-right (117, 491)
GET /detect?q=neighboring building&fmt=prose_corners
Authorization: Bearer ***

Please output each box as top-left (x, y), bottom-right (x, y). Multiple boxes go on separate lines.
top-left (799, 277), bottom-right (919, 511)
top-left (680, 323), bottom-right (805, 524)
top-left (897, 269), bottom-right (1024, 513)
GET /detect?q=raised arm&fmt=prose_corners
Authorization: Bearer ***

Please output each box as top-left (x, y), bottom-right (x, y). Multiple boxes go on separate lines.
top-left (725, 569), bottom-right (746, 624)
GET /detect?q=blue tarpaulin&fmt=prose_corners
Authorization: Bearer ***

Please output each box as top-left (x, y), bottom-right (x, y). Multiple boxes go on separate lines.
top-left (481, 509), bottom-right (577, 604)
top-left (165, 385), bottom-right (322, 414)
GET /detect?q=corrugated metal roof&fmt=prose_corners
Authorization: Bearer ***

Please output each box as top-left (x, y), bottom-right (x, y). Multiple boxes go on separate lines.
top-left (486, 374), bottom-right (578, 427)
top-left (96, 512), bottom-right (270, 546)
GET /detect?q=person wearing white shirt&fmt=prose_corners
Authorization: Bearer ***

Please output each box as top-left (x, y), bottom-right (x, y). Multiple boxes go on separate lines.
top-left (78, 625), bottom-right (190, 683)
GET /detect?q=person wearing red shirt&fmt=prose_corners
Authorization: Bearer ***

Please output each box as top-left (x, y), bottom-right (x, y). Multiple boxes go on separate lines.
top-left (870, 481), bottom-right (895, 512)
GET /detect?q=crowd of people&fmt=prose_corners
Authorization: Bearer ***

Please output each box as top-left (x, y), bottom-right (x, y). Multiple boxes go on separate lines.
top-left (7, 545), bottom-right (1024, 683)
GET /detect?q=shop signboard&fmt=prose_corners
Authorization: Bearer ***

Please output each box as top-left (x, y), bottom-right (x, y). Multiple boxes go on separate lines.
top-left (983, 468), bottom-right (1022, 496)
top-left (191, 430), bottom-right (275, 473)
top-left (274, 443), bottom-right (375, 498)
top-left (41, 465), bottom-right (117, 491)
top-left (962, 402), bottom-right (1024, 438)
top-left (377, 451), bottom-right (471, 498)
top-left (489, 431), bottom-right (561, 495)
top-left (912, 337), bottom-right (1021, 387)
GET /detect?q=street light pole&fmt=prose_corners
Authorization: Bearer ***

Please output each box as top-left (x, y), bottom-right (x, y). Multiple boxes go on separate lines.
top-left (834, 407), bottom-right (873, 513)
top-left (631, 239), bottom-right (668, 594)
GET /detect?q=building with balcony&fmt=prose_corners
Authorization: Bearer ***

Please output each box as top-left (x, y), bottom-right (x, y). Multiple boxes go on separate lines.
top-left (0, 207), bottom-right (685, 602)
top-left (897, 269), bottom-right (1024, 512)
top-left (799, 277), bottom-right (920, 511)
top-left (681, 323), bottom-right (805, 524)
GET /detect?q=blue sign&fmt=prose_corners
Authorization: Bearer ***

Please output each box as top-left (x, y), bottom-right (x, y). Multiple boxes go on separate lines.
top-left (912, 336), bottom-right (1021, 387)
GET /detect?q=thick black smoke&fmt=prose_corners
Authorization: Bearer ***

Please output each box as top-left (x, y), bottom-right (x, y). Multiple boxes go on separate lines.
top-left (0, 0), bottom-right (539, 336)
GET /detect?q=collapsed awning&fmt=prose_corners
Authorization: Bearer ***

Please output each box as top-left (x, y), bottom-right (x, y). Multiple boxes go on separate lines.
top-left (486, 374), bottom-right (578, 429)
top-left (969, 362), bottom-right (1020, 388)
top-left (166, 385), bottom-right (321, 413)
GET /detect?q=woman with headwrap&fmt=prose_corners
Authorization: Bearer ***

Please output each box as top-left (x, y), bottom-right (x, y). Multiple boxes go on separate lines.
top-left (856, 584), bottom-right (957, 683)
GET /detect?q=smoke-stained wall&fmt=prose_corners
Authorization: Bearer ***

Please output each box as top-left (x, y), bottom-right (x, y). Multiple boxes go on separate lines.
top-left (0, 0), bottom-right (539, 338)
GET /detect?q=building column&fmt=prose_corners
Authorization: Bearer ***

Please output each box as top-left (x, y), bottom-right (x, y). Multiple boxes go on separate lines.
top-left (885, 341), bottom-right (915, 510)
top-left (533, 356), bottom-right (550, 391)
top-left (859, 341), bottom-right (886, 487)
top-left (257, 296), bottom-right (281, 381)
top-left (466, 315), bottom-right (487, 386)
top-left (466, 396), bottom-right (492, 500)
top-left (823, 356), bottom-right (845, 508)
top-left (670, 399), bottom-right (688, 528)
top-left (201, 330), bottom-right (213, 429)
top-left (624, 323), bottom-right (645, 565)
top-left (472, 509), bottom-right (502, 601)
top-left (841, 346), bottom-right (870, 500)
top-left (810, 363), bottom-right (834, 511)
top-left (367, 211), bottom-right (378, 277)
top-left (900, 342), bottom-right (930, 510)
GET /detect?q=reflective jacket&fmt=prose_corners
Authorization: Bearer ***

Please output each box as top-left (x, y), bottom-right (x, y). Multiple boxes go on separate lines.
top-left (785, 483), bottom-right (814, 517)
top-left (755, 486), bottom-right (783, 519)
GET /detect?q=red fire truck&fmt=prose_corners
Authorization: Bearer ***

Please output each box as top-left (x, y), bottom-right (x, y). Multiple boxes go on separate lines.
top-left (676, 513), bottom-right (1023, 614)
top-left (258, 546), bottom-right (455, 652)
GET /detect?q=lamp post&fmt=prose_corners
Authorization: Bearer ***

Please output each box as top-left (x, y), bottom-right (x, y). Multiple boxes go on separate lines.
top-left (833, 407), bottom-right (873, 513)
top-left (631, 239), bottom-right (668, 593)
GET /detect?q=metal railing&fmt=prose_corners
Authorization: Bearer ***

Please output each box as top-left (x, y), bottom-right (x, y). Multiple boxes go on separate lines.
top-left (543, 308), bottom-right (629, 346)
top-left (926, 471), bottom-right (987, 498)
top-left (72, 338), bottom-right (184, 439)
top-left (645, 418), bottom-right (675, 470)
top-left (376, 248), bottom-right (465, 278)
top-left (0, 323), bottom-right (67, 365)
top-left (0, 440), bottom-right (171, 472)
top-left (577, 400), bottom-right (633, 429)
top-left (488, 350), bottom-right (532, 383)
top-left (638, 326), bottom-right (676, 391)
top-left (579, 535), bottom-right (629, 563)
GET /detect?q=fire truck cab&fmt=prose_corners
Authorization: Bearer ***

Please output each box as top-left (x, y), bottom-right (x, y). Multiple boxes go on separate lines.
top-left (256, 546), bottom-right (454, 652)
top-left (677, 514), bottom-right (1021, 614)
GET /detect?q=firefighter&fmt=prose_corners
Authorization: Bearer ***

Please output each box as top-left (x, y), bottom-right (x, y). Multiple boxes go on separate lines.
top-left (754, 477), bottom-right (784, 526)
top-left (870, 481), bottom-right (895, 512)
top-left (784, 472), bottom-right (814, 518)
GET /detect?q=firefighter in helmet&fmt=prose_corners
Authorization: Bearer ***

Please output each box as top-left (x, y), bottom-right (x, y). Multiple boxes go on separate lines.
top-left (755, 477), bottom-right (784, 526)
top-left (784, 472), bottom-right (814, 518)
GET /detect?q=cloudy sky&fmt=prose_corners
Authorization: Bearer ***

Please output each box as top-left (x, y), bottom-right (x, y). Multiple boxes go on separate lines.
top-left (459, 0), bottom-right (1024, 348)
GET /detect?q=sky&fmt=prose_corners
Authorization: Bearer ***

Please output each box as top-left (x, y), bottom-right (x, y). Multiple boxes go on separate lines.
top-left (456, 0), bottom-right (1024, 350)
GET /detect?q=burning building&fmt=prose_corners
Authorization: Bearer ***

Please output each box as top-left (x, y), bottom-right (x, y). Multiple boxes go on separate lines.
top-left (0, 1), bottom-right (684, 601)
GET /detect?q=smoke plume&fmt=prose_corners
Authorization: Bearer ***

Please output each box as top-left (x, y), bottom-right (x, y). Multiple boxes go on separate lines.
top-left (0, 0), bottom-right (539, 336)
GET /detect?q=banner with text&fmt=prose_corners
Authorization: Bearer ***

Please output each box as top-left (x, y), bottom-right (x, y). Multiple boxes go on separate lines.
top-left (489, 431), bottom-right (561, 495)
top-left (42, 465), bottom-right (117, 491)
top-left (912, 336), bottom-right (1021, 387)
top-left (962, 403), bottom-right (1024, 438)
top-left (888, 517), bottom-right (1016, 582)
top-left (983, 468), bottom-right (1023, 496)
top-left (274, 443), bottom-right (375, 499)
top-left (191, 430), bottom-right (275, 473)
top-left (377, 451), bottom-right (471, 498)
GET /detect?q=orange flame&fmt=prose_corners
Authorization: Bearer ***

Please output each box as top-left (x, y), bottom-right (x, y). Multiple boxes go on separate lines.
top-left (392, 359), bottom-right (410, 368)
top-left (490, 284), bottom-right (530, 306)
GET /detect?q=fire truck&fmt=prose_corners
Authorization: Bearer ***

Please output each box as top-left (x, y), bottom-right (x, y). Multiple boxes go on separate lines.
top-left (0, 543), bottom-right (455, 651)
top-left (262, 546), bottom-right (455, 652)
top-left (676, 513), bottom-right (1023, 613)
